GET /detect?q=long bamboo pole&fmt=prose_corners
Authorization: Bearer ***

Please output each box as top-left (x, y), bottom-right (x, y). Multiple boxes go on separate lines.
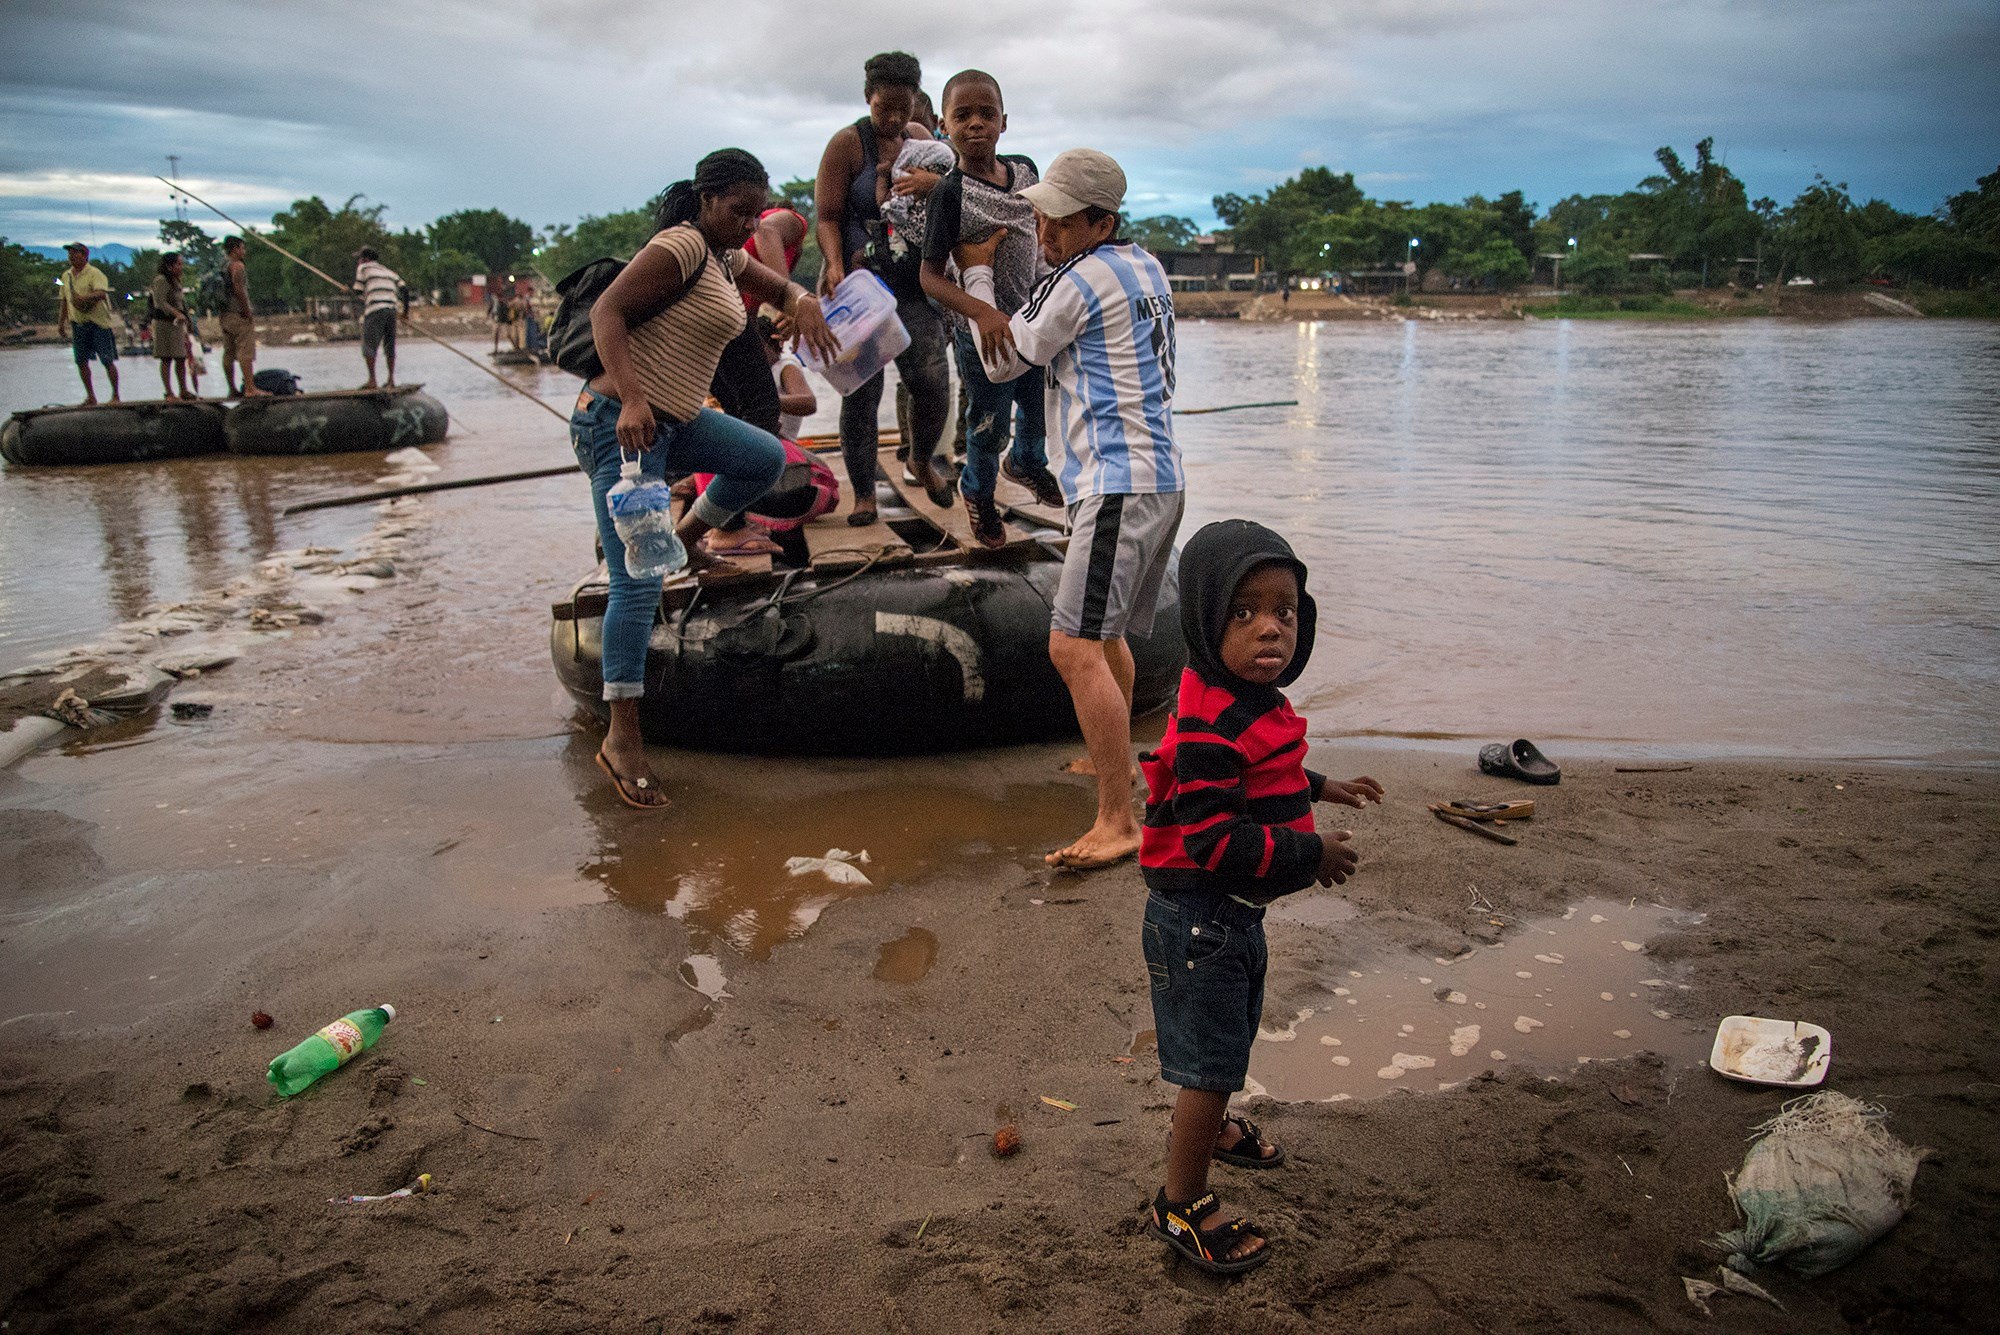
top-left (1175, 399), bottom-right (1299, 415)
top-left (159, 178), bottom-right (569, 422)
top-left (282, 464), bottom-right (581, 516)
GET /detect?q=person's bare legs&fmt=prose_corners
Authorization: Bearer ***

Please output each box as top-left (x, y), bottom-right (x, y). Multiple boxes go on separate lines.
top-left (361, 349), bottom-right (379, 390)
top-left (105, 360), bottom-right (120, 403)
top-left (157, 358), bottom-right (174, 399)
top-left (1162, 1087), bottom-right (1266, 1264)
top-left (77, 361), bottom-right (98, 405)
top-left (384, 345), bottom-right (396, 388)
top-left (1061, 638), bottom-right (1136, 775)
top-left (1046, 631), bottom-right (1142, 868)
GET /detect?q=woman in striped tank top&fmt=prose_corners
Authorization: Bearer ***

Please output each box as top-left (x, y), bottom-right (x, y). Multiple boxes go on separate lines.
top-left (573, 148), bottom-right (839, 810)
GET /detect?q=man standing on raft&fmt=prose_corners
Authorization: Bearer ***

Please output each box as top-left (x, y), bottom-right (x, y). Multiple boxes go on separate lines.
top-left (957, 148), bottom-right (1185, 869)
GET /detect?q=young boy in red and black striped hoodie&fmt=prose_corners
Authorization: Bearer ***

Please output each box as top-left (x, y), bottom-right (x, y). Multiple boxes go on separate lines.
top-left (1139, 519), bottom-right (1384, 1275)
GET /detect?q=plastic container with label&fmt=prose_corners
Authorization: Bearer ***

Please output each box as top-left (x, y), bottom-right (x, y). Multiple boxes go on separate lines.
top-left (800, 271), bottom-right (910, 396)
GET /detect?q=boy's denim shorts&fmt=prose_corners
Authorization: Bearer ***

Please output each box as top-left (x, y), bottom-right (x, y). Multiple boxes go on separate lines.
top-left (1142, 890), bottom-right (1267, 1092)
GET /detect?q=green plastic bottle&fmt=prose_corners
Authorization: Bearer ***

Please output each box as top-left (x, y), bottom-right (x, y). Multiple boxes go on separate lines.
top-left (266, 1004), bottom-right (396, 1097)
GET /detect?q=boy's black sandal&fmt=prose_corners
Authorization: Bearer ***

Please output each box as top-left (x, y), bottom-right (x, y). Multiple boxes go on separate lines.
top-left (1146, 1188), bottom-right (1270, 1275)
top-left (1212, 1114), bottom-right (1285, 1169)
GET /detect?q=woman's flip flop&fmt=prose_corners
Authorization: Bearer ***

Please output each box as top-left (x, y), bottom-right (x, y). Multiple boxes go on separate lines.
top-left (595, 750), bottom-right (669, 810)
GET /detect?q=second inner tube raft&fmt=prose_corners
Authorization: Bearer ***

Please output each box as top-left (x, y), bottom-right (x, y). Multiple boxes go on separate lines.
top-left (2, 399), bottom-right (225, 466)
top-left (224, 383), bottom-right (448, 456)
top-left (551, 555), bottom-right (1185, 755)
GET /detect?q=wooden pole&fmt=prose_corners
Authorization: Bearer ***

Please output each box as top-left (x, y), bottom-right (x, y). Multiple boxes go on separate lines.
top-left (282, 464), bottom-right (582, 516)
top-left (159, 178), bottom-right (570, 422)
top-left (1175, 399), bottom-right (1298, 416)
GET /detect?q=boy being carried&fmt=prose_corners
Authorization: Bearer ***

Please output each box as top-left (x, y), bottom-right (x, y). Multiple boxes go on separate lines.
top-left (1140, 520), bottom-right (1384, 1274)
top-left (919, 69), bottom-right (1064, 548)
top-left (956, 148), bottom-right (1179, 869)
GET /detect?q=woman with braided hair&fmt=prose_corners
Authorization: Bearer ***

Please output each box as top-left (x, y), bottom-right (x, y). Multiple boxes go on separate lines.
top-left (573, 147), bottom-right (839, 810)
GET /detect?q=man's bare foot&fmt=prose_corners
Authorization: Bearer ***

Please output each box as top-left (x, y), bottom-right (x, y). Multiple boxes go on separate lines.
top-left (1045, 823), bottom-right (1142, 870)
top-left (82, 396), bottom-right (98, 406)
top-left (245, 387), bottom-right (271, 397)
top-left (361, 379), bottom-right (378, 390)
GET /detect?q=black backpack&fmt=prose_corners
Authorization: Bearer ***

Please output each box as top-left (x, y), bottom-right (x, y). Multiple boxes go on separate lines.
top-left (548, 237), bottom-right (709, 380)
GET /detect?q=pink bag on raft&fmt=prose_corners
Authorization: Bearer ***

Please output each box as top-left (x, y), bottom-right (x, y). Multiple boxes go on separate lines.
top-left (692, 439), bottom-right (840, 532)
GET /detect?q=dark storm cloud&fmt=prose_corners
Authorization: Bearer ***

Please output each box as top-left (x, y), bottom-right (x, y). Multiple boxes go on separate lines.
top-left (0, 0), bottom-right (1993, 247)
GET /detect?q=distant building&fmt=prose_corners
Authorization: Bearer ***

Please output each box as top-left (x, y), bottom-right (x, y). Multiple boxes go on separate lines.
top-left (1156, 242), bottom-right (1269, 292)
top-left (456, 273), bottom-right (539, 307)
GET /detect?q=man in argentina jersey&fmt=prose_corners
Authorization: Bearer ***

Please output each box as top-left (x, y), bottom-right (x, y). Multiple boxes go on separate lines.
top-left (959, 148), bottom-right (1186, 870)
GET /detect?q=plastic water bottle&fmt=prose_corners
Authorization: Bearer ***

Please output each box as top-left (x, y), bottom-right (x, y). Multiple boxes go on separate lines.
top-left (606, 458), bottom-right (686, 579)
top-left (266, 1004), bottom-right (396, 1097)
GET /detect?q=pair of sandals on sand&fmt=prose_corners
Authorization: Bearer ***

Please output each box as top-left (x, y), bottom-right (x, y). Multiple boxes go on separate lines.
top-left (1147, 1114), bottom-right (1286, 1276)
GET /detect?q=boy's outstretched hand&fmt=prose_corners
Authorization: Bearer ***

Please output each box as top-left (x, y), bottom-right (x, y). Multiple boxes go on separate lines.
top-left (1321, 775), bottom-right (1385, 809)
top-left (1316, 829), bottom-right (1357, 887)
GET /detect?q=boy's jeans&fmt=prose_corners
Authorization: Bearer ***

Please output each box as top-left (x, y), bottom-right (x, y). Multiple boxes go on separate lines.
top-left (569, 388), bottom-right (785, 699)
top-left (952, 325), bottom-right (1047, 499)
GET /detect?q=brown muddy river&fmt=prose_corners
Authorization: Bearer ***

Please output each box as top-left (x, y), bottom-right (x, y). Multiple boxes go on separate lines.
top-left (5, 320), bottom-right (1996, 761)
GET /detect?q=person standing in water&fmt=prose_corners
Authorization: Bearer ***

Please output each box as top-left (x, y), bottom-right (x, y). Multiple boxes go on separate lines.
top-left (812, 49), bottom-right (954, 524)
top-left (956, 149), bottom-right (1184, 869)
top-left (56, 241), bottom-right (120, 405)
top-left (573, 148), bottom-right (838, 810)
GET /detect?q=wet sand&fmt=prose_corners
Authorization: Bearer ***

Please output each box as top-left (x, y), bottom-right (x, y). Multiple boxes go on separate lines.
top-left (3, 698), bottom-right (1996, 1330)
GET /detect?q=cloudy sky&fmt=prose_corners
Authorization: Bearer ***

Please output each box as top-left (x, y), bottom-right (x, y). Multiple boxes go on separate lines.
top-left (1, 0), bottom-right (1994, 249)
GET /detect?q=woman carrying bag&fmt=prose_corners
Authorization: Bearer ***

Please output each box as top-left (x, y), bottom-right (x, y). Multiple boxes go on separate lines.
top-left (574, 147), bottom-right (839, 810)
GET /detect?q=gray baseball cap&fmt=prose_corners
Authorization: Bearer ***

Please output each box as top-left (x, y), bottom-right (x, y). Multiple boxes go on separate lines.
top-left (1020, 148), bottom-right (1127, 217)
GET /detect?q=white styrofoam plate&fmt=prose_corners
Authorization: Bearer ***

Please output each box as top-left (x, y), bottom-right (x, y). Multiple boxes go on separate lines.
top-left (1709, 1014), bottom-right (1832, 1087)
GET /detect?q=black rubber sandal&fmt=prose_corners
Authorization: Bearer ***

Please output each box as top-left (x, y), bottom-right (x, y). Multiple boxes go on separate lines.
top-left (1146, 1188), bottom-right (1270, 1276)
top-left (1478, 738), bottom-right (1562, 786)
top-left (1212, 1114), bottom-right (1285, 1169)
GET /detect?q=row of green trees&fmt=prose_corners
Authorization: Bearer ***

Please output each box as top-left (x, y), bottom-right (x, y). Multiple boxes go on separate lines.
top-left (4, 148), bottom-right (1995, 323)
top-left (1207, 143), bottom-right (2000, 293)
top-left (0, 197), bottom-right (541, 323)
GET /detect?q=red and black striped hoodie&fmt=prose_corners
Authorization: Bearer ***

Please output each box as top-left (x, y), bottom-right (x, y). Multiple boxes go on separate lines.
top-left (1141, 520), bottom-right (1326, 906)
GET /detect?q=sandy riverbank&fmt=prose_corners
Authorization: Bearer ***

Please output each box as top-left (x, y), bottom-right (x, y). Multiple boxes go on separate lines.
top-left (3, 727), bottom-right (1995, 1330)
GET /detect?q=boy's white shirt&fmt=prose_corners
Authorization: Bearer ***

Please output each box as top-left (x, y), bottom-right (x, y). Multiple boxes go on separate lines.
top-left (961, 251), bottom-right (1183, 500)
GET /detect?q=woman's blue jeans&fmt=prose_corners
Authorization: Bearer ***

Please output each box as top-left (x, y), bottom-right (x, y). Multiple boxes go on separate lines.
top-left (570, 388), bottom-right (785, 700)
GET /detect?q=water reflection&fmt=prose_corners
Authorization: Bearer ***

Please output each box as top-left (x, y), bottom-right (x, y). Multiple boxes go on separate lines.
top-left (571, 734), bottom-right (1084, 959)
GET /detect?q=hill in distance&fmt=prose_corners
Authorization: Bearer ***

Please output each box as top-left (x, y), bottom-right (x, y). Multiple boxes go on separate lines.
top-left (23, 242), bottom-right (139, 263)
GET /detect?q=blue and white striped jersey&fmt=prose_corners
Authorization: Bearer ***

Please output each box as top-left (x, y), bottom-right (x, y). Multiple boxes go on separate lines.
top-left (979, 242), bottom-right (1183, 502)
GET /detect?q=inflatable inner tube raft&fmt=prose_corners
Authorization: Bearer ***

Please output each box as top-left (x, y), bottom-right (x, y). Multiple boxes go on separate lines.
top-left (549, 437), bottom-right (1186, 755)
top-left (2, 399), bottom-right (226, 467)
top-left (224, 384), bottom-right (448, 456)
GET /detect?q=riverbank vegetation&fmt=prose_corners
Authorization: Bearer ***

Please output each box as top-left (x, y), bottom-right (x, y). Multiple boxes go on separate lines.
top-left (2, 147), bottom-right (1994, 325)
top-left (1211, 144), bottom-right (1998, 298)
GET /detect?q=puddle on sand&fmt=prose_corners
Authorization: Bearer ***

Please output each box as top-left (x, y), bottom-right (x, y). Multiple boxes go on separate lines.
top-left (873, 927), bottom-right (938, 983)
top-left (1248, 897), bottom-right (1699, 1102)
top-left (583, 770), bottom-right (1084, 963)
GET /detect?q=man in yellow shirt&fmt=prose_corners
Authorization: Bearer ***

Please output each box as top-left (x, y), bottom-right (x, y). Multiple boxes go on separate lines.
top-left (55, 242), bottom-right (121, 404)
